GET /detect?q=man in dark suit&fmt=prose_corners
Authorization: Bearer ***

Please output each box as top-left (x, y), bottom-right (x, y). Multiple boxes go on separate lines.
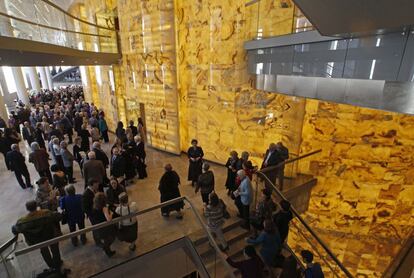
top-left (82, 151), bottom-right (106, 189)
top-left (92, 142), bottom-right (109, 169)
top-left (82, 179), bottom-right (100, 246)
top-left (261, 143), bottom-right (279, 169)
top-left (261, 142), bottom-right (289, 188)
top-left (110, 147), bottom-right (125, 178)
top-left (22, 121), bottom-right (35, 145)
top-left (6, 144), bottom-right (33, 189)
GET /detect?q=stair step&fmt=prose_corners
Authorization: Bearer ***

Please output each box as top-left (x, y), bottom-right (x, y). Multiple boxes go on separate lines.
top-left (189, 217), bottom-right (243, 246)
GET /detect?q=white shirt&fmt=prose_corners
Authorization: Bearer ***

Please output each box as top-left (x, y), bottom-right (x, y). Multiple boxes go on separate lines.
top-left (115, 202), bottom-right (138, 226)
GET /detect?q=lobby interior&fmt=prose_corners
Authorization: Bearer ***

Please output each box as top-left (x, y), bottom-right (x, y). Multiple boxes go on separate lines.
top-left (0, 0), bottom-right (413, 277)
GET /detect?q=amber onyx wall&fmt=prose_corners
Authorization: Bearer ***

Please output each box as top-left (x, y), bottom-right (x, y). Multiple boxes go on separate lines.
top-left (298, 100), bottom-right (414, 276)
top-left (116, 0), bottom-right (181, 153)
top-left (175, 0), bottom-right (300, 164)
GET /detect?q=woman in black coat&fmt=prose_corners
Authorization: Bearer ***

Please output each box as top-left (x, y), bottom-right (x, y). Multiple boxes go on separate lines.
top-left (159, 164), bottom-right (184, 219)
top-left (187, 139), bottom-right (204, 187)
top-left (225, 151), bottom-right (242, 195)
top-left (79, 124), bottom-right (90, 152)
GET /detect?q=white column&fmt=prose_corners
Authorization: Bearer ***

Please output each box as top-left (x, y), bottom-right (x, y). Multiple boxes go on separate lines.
top-left (37, 67), bottom-right (48, 90)
top-left (26, 67), bottom-right (41, 92)
top-left (11, 67), bottom-right (29, 105)
top-left (0, 69), bottom-right (8, 120)
top-left (45, 67), bottom-right (53, 90)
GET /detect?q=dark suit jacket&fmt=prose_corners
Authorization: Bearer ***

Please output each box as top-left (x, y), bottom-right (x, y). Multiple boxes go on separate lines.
top-left (261, 150), bottom-right (279, 168)
top-left (136, 141), bottom-right (146, 160)
top-left (110, 155), bottom-right (126, 178)
top-left (81, 188), bottom-right (95, 217)
top-left (83, 159), bottom-right (105, 185)
top-left (22, 126), bottom-right (35, 142)
top-left (6, 150), bottom-right (28, 172)
top-left (93, 148), bottom-right (109, 168)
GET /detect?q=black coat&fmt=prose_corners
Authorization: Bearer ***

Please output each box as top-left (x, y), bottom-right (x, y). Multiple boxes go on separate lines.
top-left (110, 155), bottom-right (126, 178)
top-left (129, 125), bottom-right (138, 136)
top-left (6, 150), bottom-right (28, 172)
top-left (225, 157), bottom-right (242, 191)
top-left (22, 126), bottom-right (35, 143)
top-left (74, 116), bottom-right (83, 134)
top-left (187, 146), bottom-right (204, 181)
top-left (82, 188), bottom-right (95, 217)
top-left (93, 148), bottom-right (109, 168)
top-left (35, 127), bottom-right (45, 148)
top-left (159, 170), bottom-right (184, 213)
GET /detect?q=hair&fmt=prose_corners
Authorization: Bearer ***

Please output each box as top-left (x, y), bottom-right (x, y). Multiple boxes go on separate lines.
top-left (264, 219), bottom-right (276, 234)
top-left (88, 178), bottom-right (99, 187)
top-left (93, 192), bottom-right (106, 210)
top-left (244, 245), bottom-right (257, 258)
top-left (110, 178), bottom-right (118, 186)
top-left (117, 121), bottom-right (124, 129)
top-left (60, 141), bottom-right (67, 148)
top-left (209, 192), bottom-right (219, 206)
top-left (25, 200), bottom-right (38, 212)
top-left (164, 163), bottom-right (173, 172)
top-left (88, 151), bottom-right (96, 159)
top-left (237, 169), bottom-right (246, 178)
top-left (241, 151), bottom-right (249, 161)
top-left (301, 250), bottom-right (314, 263)
top-left (138, 117), bottom-right (144, 125)
top-left (119, 192), bottom-right (128, 204)
top-left (52, 137), bottom-right (59, 144)
top-left (134, 135), bottom-right (141, 142)
top-left (92, 141), bottom-right (100, 149)
top-left (31, 142), bottom-right (40, 152)
top-left (50, 164), bottom-right (61, 172)
top-left (191, 139), bottom-right (198, 144)
top-left (202, 162), bottom-right (210, 171)
top-left (11, 144), bottom-right (18, 151)
top-left (230, 150), bottom-right (238, 157)
top-left (129, 120), bottom-right (134, 125)
top-left (280, 200), bottom-right (291, 211)
top-left (65, 184), bottom-right (76, 196)
top-left (36, 122), bottom-right (42, 128)
top-left (36, 177), bottom-right (48, 185)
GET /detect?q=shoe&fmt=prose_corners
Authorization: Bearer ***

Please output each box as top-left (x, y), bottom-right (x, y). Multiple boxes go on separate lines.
top-left (129, 244), bottom-right (136, 251)
top-left (106, 250), bottom-right (116, 258)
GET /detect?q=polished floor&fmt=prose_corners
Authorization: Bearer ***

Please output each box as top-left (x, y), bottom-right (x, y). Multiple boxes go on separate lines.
top-left (0, 135), bottom-right (241, 277)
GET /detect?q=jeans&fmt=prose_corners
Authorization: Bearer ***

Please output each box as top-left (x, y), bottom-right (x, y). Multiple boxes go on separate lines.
top-left (40, 243), bottom-right (61, 269)
top-left (208, 226), bottom-right (228, 249)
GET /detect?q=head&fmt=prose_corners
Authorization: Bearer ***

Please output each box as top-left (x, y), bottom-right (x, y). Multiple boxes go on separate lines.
top-left (36, 177), bottom-right (49, 190)
top-left (88, 178), bottom-right (99, 191)
top-left (65, 184), bottom-right (76, 196)
top-left (241, 151), bottom-right (249, 161)
top-left (191, 139), bottom-right (198, 147)
top-left (301, 250), bottom-right (314, 264)
top-left (129, 120), bottom-right (134, 126)
top-left (164, 163), bottom-right (173, 172)
top-left (93, 192), bottom-right (106, 210)
top-left (119, 192), bottom-right (129, 205)
top-left (88, 151), bottom-right (96, 160)
top-left (25, 200), bottom-right (38, 212)
top-left (60, 141), bottom-right (67, 149)
top-left (11, 144), bottom-right (19, 152)
top-left (50, 164), bottom-right (61, 172)
top-left (262, 188), bottom-right (272, 199)
top-left (110, 178), bottom-right (119, 189)
top-left (230, 150), bottom-right (238, 159)
top-left (117, 121), bottom-right (124, 129)
top-left (30, 142), bottom-right (40, 152)
top-left (52, 138), bottom-right (59, 145)
top-left (202, 162), bottom-right (210, 173)
top-left (276, 142), bottom-right (284, 149)
top-left (24, 121), bottom-right (29, 127)
top-left (269, 143), bottom-right (277, 151)
top-left (74, 137), bottom-right (81, 145)
top-left (237, 169), bottom-right (246, 180)
top-left (138, 117), bottom-right (143, 125)
top-left (36, 122), bottom-right (42, 129)
top-left (280, 200), bottom-right (291, 212)
top-left (243, 245), bottom-right (257, 259)
top-left (209, 192), bottom-right (219, 207)
top-left (92, 141), bottom-right (101, 150)
top-left (134, 135), bottom-right (141, 143)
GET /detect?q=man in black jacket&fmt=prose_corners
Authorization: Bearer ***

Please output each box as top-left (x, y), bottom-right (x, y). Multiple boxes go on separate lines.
top-left (12, 200), bottom-right (64, 272)
top-left (110, 147), bottom-right (126, 178)
top-left (6, 144), bottom-right (33, 189)
top-left (82, 179), bottom-right (100, 246)
top-left (22, 121), bottom-right (35, 145)
top-left (92, 142), bottom-right (109, 169)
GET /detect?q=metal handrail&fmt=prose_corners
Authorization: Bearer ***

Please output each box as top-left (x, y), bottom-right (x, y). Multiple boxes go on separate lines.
top-left (14, 196), bottom-right (236, 278)
top-left (39, 0), bottom-right (117, 31)
top-left (255, 170), bottom-right (353, 277)
top-left (0, 12), bottom-right (113, 38)
top-left (0, 235), bottom-right (17, 255)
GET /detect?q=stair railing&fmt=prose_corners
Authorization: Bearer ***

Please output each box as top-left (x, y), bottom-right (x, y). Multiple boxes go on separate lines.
top-left (8, 197), bottom-right (236, 278)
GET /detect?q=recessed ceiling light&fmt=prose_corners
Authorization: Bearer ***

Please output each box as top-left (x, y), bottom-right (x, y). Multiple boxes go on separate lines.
top-left (61, 60), bottom-right (64, 63)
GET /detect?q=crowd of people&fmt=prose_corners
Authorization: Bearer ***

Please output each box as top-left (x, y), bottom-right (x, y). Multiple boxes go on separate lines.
top-left (1, 86), bottom-right (324, 278)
